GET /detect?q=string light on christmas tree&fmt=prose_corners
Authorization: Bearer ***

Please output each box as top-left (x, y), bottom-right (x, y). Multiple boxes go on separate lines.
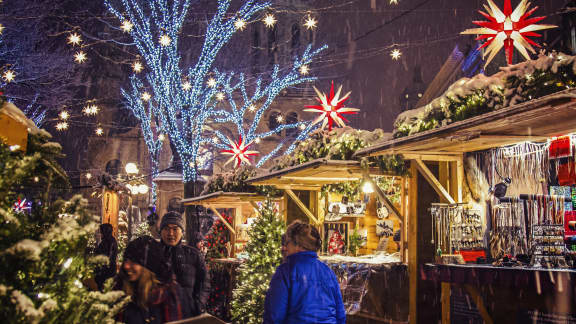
top-left (299, 65), bottom-right (309, 75)
top-left (95, 127), bottom-right (104, 136)
top-left (234, 19), bottom-right (247, 30)
top-left (263, 14), bottom-right (276, 28)
top-left (3, 70), bottom-right (15, 82)
top-left (390, 48), bottom-right (402, 60)
top-left (132, 61), bottom-right (143, 73)
top-left (141, 91), bottom-right (151, 101)
top-left (121, 20), bottom-right (134, 33)
top-left (304, 81), bottom-right (360, 130)
top-left (221, 136), bottom-right (259, 167)
top-left (59, 111), bottom-right (69, 120)
top-left (182, 81), bottom-right (192, 90)
top-left (74, 51), bottom-right (87, 63)
top-left (67, 33), bottom-right (82, 46)
top-left (159, 34), bottom-right (171, 46)
top-left (9, 145), bottom-right (20, 151)
top-left (56, 121), bottom-right (69, 130)
top-left (304, 16), bottom-right (317, 29)
top-left (86, 173), bottom-right (92, 179)
top-left (461, 0), bottom-right (556, 67)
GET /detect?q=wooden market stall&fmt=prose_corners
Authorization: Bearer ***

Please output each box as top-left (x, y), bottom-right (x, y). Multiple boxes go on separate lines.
top-left (181, 191), bottom-right (283, 257)
top-left (354, 89), bottom-right (576, 324)
top-left (248, 158), bottom-right (410, 323)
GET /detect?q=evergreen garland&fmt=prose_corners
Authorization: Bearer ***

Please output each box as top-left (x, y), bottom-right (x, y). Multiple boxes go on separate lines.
top-left (230, 200), bottom-right (284, 324)
top-left (202, 166), bottom-right (281, 197)
top-left (394, 52), bottom-right (576, 138)
top-left (272, 127), bottom-right (408, 176)
top-left (0, 129), bottom-right (128, 323)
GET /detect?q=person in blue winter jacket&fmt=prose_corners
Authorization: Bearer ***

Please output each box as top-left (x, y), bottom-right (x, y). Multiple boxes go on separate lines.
top-left (264, 220), bottom-right (346, 324)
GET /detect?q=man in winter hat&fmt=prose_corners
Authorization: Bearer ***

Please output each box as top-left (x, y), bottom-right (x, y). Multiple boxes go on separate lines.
top-left (159, 211), bottom-right (210, 317)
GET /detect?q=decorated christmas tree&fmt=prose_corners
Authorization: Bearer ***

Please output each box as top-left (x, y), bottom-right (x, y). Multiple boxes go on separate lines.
top-left (0, 122), bottom-right (128, 322)
top-left (230, 200), bottom-right (284, 324)
top-left (205, 212), bottom-right (232, 260)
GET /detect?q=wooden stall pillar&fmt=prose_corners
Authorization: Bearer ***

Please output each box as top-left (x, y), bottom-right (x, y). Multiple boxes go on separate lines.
top-left (408, 160), bottom-right (419, 324)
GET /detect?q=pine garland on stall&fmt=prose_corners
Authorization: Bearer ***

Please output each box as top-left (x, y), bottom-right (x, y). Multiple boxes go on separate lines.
top-left (230, 200), bottom-right (284, 324)
top-left (394, 52), bottom-right (576, 138)
top-left (0, 128), bottom-right (128, 323)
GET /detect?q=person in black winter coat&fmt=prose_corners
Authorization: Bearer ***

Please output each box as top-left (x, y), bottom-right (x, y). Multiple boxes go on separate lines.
top-left (159, 211), bottom-right (211, 318)
top-left (94, 223), bottom-right (118, 290)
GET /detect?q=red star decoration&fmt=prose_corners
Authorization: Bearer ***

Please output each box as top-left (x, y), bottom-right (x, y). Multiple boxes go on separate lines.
top-left (461, 0), bottom-right (556, 67)
top-left (221, 136), bottom-right (259, 168)
top-left (304, 81), bottom-right (359, 131)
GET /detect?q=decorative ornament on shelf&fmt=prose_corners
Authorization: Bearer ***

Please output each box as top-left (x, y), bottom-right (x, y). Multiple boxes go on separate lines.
top-left (461, 0), bottom-right (556, 67)
top-left (221, 136), bottom-right (259, 168)
top-left (304, 81), bottom-right (359, 131)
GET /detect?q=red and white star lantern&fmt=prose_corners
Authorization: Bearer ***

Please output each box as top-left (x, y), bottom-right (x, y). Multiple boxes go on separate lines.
top-left (461, 0), bottom-right (556, 67)
top-left (221, 136), bottom-right (259, 168)
top-left (304, 81), bottom-right (359, 131)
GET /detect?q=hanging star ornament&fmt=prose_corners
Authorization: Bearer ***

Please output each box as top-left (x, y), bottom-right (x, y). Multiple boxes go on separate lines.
top-left (221, 136), bottom-right (259, 168)
top-left (461, 0), bottom-right (556, 67)
top-left (304, 81), bottom-right (360, 131)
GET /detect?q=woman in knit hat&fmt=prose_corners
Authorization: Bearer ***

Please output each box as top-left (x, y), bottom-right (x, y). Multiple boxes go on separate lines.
top-left (116, 236), bottom-right (188, 324)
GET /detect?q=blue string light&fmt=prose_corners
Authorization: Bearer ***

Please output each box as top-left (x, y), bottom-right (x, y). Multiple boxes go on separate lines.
top-left (106, 0), bottom-right (326, 181)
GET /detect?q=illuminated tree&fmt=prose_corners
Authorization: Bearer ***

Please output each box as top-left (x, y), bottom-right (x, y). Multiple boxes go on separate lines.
top-left (105, 0), bottom-right (326, 182)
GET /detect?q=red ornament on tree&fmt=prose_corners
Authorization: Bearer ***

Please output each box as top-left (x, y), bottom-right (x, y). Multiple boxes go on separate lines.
top-left (304, 81), bottom-right (359, 131)
top-left (461, 0), bottom-right (556, 67)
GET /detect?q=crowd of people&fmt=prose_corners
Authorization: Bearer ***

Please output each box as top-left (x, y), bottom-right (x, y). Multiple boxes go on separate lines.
top-left (94, 212), bottom-right (345, 324)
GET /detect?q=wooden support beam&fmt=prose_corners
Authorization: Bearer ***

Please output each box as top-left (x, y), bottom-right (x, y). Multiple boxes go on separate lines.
top-left (408, 161), bottom-right (418, 324)
top-left (456, 156), bottom-right (464, 203)
top-left (414, 159), bottom-right (456, 204)
top-left (249, 200), bottom-right (261, 217)
top-left (463, 284), bottom-right (494, 324)
top-left (207, 205), bottom-right (236, 235)
top-left (401, 153), bottom-right (463, 162)
top-left (285, 189), bottom-right (320, 225)
top-left (441, 282), bottom-right (451, 324)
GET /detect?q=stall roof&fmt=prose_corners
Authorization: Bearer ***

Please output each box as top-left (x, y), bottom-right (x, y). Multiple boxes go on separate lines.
top-left (354, 90), bottom-right (576, 158)
top-left (181, 191), bottom-right (272, 206)
top-left (247, 158), bottom-right (393, 190)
